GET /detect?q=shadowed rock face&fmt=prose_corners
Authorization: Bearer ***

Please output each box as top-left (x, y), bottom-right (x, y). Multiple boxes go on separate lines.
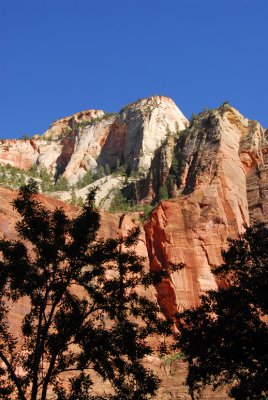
top-left (0, 188), bottom-right (79, 335)
top-left (0, 188), bottom-right (77, 240)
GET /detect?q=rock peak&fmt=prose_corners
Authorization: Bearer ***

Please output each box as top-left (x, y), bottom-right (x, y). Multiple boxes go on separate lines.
top-left (42, 109), bottom-right (105, 140)
top-left (49, 109), bottom-right (105, 127)
top-left (119, 95), bottom-right (178, 113)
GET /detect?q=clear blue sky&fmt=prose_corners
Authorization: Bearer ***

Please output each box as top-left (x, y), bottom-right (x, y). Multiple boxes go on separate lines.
top-left (1, 0), bottom-right (267, 138)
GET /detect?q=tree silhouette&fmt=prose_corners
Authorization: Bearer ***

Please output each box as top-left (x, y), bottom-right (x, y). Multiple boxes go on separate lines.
top-left (0, 180), bottom-right (176, 400)
top-left (176, 224), bottom-right (268, 400)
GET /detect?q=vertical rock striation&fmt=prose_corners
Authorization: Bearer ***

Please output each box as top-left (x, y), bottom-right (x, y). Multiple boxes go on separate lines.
top-left (144, 105), bottom-right (268, 316)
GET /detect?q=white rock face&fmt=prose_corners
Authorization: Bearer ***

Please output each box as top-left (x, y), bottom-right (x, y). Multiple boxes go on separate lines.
top-left (37, 142), bottom-right (62, 172)
top-left (0, 96), bottom-right (188, 207)
top-left (0, 139), bottom-right (51, 170)
top-left (121, 96), bottom-right (188, 172)
top-left (42, 109), bottom-right (105, 140)
top-left (52, 175), bottom-right (123, 209)
top-left (37, 96), bottom-right (188, 184)
top-left (62, 118), bottom-right (115, 184)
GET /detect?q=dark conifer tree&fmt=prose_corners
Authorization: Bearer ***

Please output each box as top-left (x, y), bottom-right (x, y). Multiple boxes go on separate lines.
top-left (176, 224), bottom-right (268, 400)
top-left (0, 180), bottom-right (179, 400)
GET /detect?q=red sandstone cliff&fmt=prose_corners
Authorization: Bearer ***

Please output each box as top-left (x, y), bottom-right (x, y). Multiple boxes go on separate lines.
top-left (143, 105), bottom-right (268, 317)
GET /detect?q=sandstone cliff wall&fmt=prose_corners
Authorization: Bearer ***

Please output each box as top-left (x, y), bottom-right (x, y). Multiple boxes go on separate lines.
top-left (144, 106), bottom-right (268, 316)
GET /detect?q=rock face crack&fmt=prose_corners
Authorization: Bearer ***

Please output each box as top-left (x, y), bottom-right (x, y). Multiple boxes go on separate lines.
top-left (55, 132), bottom-right (76, 178)
top-left (29, 139), bottom-right (40, 154)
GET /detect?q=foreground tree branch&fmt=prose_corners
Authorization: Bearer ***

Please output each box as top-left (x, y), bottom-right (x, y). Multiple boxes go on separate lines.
top-left (176, 224), bottom-right (268, 400)
top-left (0, 350), bottom-right (26, 400)
top-left (0, 180), bottom-right (179, 399)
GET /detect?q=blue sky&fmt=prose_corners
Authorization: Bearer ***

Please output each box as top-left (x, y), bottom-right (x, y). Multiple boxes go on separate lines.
top-left (1, 0), bottom-right (267, 138)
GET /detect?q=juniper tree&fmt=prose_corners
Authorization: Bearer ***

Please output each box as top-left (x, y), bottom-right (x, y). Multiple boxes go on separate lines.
top-left (0, 180), bottom-right (177, 400)
top-left (104, 163), bottom-right (111, 176)
top-left (70, 184), bottom-right (77, 205)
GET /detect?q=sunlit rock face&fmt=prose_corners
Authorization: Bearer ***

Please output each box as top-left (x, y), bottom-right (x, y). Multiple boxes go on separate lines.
top-left (119, 96), bottom-right (188, 172)
top-left (42, 109), bottom-right (106, 141)
top-left (0, 96), bottom-right (188, 184)
top-left (144, 106), bottom-right (268, 314)
top-left (0, 139), bottom-right (41, 170)
top-left (44, 96), bottom-right (187, 184)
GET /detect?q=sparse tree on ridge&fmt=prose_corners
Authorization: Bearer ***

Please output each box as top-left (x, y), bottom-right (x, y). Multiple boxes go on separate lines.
top-left (0, 180), bottom-right (179, 400)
